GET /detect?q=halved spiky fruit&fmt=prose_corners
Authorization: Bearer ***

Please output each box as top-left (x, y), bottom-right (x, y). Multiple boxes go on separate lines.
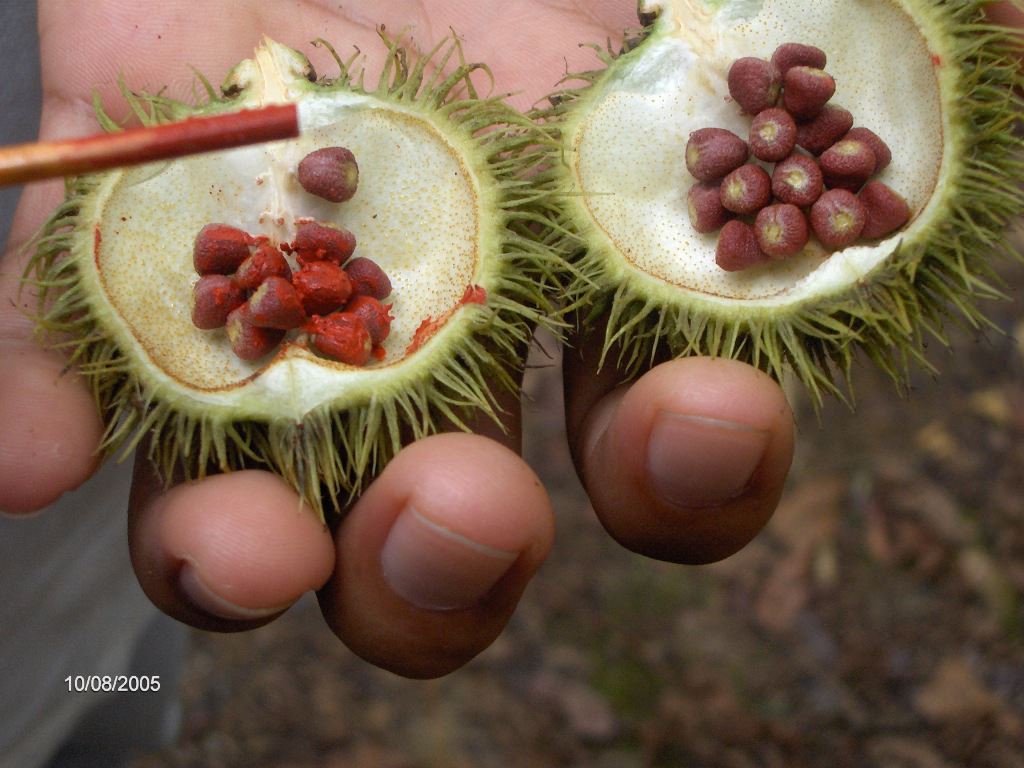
top-left (547, 0), bottom-right (1023, 400)
top-left (27, 35), bottom-right (562, 517)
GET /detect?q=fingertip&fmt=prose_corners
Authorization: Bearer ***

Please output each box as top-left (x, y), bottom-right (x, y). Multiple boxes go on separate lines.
top-left (578, 357), bottom-right (795, 564)
top-left (0, 345), bottom-right (103, 514)
top-left (129, 469), bottom-right (335, 630)
top-left (322, 433), bottom-right (554, 678)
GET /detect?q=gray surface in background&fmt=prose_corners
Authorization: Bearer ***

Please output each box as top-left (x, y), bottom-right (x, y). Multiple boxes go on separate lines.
top-left (0, 1), bottom-right (42, 247)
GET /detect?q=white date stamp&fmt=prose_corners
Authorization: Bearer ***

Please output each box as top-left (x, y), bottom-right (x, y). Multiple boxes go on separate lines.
top-left (64, 675), bottom-right (161, 693)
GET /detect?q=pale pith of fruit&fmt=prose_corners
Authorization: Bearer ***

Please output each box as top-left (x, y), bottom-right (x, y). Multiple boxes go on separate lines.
top-left (548, 0), bottom-right (1023, 397)
top-left (28, 36), bottom-right (561, 515)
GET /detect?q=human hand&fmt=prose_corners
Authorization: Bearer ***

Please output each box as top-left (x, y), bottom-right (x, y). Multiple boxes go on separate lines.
top-left (0, 0), bottom-right (794, 678)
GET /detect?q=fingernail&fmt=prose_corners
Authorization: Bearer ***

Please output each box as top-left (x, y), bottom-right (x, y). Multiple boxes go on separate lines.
top-left (646, 412), bottom-right (769, 509)
top-left (178, 559), bottom-right (288, 621)
top-left (380, 506), bottom-right (518, 611)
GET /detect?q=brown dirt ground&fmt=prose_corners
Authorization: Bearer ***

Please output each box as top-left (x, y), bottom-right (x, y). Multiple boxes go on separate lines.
top-left (133, 233), bottom-right (1024, 768)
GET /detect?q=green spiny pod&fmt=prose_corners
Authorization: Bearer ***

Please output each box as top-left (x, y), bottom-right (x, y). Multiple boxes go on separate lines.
top-left (544, 0), bottom-right (1023, 402)
top-left (26, 33), bottom-right (565, 518)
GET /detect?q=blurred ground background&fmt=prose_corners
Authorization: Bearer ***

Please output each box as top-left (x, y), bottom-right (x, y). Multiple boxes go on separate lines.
top-left (134, 232), bottom-right (1024, 768)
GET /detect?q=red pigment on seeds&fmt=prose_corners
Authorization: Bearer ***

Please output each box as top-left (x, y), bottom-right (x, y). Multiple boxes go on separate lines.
top-left (306, 312), bottom-right (372, 366)
top-left (293, 261), bottom-right (353, 316)
top-left (345, 295), bottom-right (393, 346)
top-left (234, 242), bottom-right (292, 291)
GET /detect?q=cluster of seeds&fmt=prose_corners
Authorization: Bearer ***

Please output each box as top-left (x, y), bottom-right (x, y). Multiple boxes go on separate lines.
top-left (189, 146), bottom-right (394, 365)
top-left (190, 220), bottom-right (393, 364)
top-left (686, 43), bottom-right (912, 272)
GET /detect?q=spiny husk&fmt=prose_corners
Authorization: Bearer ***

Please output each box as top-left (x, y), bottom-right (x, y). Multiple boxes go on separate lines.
top-left (542, 1), bottom-right (1024, 406)
top-left (25, 32), bottom-right (566, 519)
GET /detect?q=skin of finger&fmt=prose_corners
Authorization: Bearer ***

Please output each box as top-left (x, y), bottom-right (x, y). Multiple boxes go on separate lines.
top-left (319, 432), bottom-right (554, 679)
top-left (0, 99), bottom-right (117, 513)
top-left (988, 2), bottom-right (1024, 30)
top-left (568, 354), bottom-right (795, 565)
top-left (37, 0), bottom-right (634, 117)
top-left (127, 460), bottom-right (336, 632)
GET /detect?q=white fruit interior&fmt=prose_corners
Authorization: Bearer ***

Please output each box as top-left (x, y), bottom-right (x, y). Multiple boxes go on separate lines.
top-left (573, 0), bottom-right (947, 305)
top-left (82, 42), bottom-right (485, 419)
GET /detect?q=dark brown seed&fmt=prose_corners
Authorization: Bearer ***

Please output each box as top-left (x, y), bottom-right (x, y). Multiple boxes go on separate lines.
top-left (234, 242), bottom-right (293, 291)
top-left (687, 182), bottom-right (730, 233)
top-left (297, 147), bottom-right (359, 203)
top-left (247, 276), bottom-right (307, 330)
top-left (821, 139), bottom-right (877, 192)
top-left (783, 66), bottom-right (836, 120)
top-left (772, 154), bottom-right (824, 207)
top-left (720, 164), bottom-right (772, 215)
top-left (292, 261), bottom-right (353, 316)
top-left (771, 43), bottom-right (827, 77)
top-left (727, 57), bottom-right (782, 115)
top-left (716, 220), bottom-right (770, 272)
top-left (285, 220), bottom-right (357, 266)
top-left (810, 189), bottom-right (867, 250)
top-left (749, 108), bottom-right (797, 162)
top-left (345, 257), bottom-right (393, 300)
top-left (843, 127), bottom-right (892, 172)
top-left (859, 180), bottom-right (912, 239)
top-left (191, 274), bottom-right (246, 330)
top-left (796, 104), bottom-right (854, 155)
top-left (193, 223), bottom-right (254, 275)
top-left (754, 204), bottom-right (809, 258)
top-left (226, 304), bottom-right (285, 361)
top-left (685, 128), bottom-right (749, 181)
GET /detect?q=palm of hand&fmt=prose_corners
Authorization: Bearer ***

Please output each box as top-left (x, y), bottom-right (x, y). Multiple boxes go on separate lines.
top-left (39, 1), bottom-right (633, 114)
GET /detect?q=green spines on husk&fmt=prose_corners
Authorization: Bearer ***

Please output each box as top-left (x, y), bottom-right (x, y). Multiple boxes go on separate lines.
top-left (544, 0), bottom-right (1024, 405)
top-left (25, 32), bottom-right (566, 519)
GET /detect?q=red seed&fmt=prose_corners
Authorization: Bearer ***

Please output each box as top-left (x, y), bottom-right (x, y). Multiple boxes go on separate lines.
top-left (771, 43), bottom-right (827, 77)
top-left (685, 128), bottom-right (749, 182)
top-left (727, 57), bottom-right (781, 115)
top-left (345, 295), bottom-right (393, 346)
top-left (307, 312), bottom-right (373, 366)
top-left (247, 276), bottom-right (307, 329)
top-left (754, 204), bottom-right (809, 258)
top-left (772, 154), bottom-right (824, 207)
top-left (796, 104), bottom-right (854, 155)
top-left (292, 261), bottom-right (353, 316)
top-left (749, 108), bottom-right (797, 162)
top-left (285, 220), bottom-right (357, 266)
top-left (859, 180), bottom-right (912, 239)
top-left (719, 164), bottom-right (772, 215)
top-left (821, 139), bottom-right (877, 192)
top-left (687, 182), bottom-right (730, 233)
top-left (193, 223), bottom-right (254, 275)
top-left (226, 304), bottom-right (285, 361)
top-left (191, 274), bottom-right (246, 330)
top-left (843, 127), bottom-right (892, 172)
top-left (235, 242), bottom-right (292, 291)
top-left (716, 220), bottom-right (770, 272)
top-left (783, 66), bottom-right (836, 120)
top-left (297, 147), bottom-right (359, 203)
top-left (345, 257), bottom-right (393, 300)
top-left (810, 189), bottom-right (867, 250)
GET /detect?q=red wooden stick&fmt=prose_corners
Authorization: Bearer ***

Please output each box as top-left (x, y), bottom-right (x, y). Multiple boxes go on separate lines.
top-left (0, 103), bottom-right (299, 187)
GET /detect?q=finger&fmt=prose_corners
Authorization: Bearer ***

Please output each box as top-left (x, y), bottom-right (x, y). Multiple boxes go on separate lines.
top-left (987, 2), bottom-right (1024, 30)
top-left (0, 94), bottom-right (115, 514)
top-left (565, 339), bottom-right (795, 564)
top-left (126, 459), bottom-right (335, 632)
top-left (319, 432), bottom-right (554, 679)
